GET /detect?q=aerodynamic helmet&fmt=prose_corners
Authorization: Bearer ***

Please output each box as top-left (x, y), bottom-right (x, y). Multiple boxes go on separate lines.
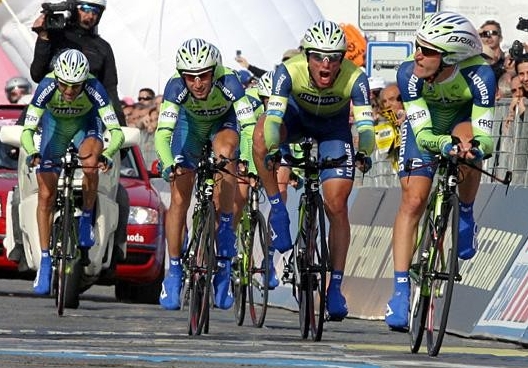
top-left (54, 49), bottom-right (90, 84)
top-left (257, 70), bottom-right (274, 98)
top-left (5, 76), bottom-right (32, 94)
top-left (416, 11), bottom-right (482, 65)
top-left (176, 38), bottom-right (219, 75)
top-left (301, 20), bottom-right (347, 53)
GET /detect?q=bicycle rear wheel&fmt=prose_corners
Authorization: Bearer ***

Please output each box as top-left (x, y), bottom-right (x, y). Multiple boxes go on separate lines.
top-left (426, 193), bottom-right (459, 356)
top-left (248, 211), bottom-right (269, 327)
top-left (188, 202), bottom-right (216, 335)
top-left (409, 207), bottom-right (434, 353)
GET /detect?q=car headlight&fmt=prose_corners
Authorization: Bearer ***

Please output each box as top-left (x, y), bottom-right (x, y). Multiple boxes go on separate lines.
top-left (128, 206), bottom-right (159, 225)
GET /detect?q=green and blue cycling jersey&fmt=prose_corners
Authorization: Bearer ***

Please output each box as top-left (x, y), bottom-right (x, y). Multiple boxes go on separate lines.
top-left (155, 65), bottom-right (256, 170)
top-left (21, 72), bottom-right (124, 171)
top-left (396, 54), bottom-right (495, 178)
top-left (239, 86), bottom-right (264, 174)
top-left (262, 53), bottom-right (375, 181)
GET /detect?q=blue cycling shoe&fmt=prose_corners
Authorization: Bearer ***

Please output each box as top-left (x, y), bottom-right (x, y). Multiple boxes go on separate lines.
top-left (269, 208), bottom-right (292, 253)
top-left (214, 259), bottom-right (234, 309)
top-left (159, 271), bottom-right (183, 310)
top-left (326, 287), bottom-right (348, 320)
top-left (79, 212), bottom-right (95, 247)
top-left (34, 256), bottom-right (52, 295)
top-left (385, 292), bottom-right (410, 331)
top-left (458, 217), bottom-right (478, 260)
top-left (217, 222), bottom-right (237, 258)
top-left (261, 259), bottom-right (280, 289)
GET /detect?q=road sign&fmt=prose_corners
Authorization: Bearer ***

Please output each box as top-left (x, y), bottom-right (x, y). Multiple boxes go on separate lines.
top-left (358, 0), bottom-right (423, 32)
top-left (366, 41), bottom-right (413, 82)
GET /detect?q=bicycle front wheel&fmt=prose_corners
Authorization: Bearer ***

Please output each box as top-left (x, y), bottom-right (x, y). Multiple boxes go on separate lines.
top-left (54, 203), bottom-right (81, 315)
top-left (188, 202), bottom-right (216, 336)
top-left (409, 206), bottom-right (434, 353)
top-left (298, 194), bottom-right (327, 341)
top-left (233, 211), bottom-right (249, 326)
top-left (307, 194), bottom-right (328, 341)
top-left (426, 193), bottom-right (459, 357)
top-left (248, 210), bottom-right (269, 328)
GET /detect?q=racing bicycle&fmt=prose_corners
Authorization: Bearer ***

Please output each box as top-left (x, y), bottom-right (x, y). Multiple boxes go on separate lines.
top-left (49, 146), bottom-right (93, 316)
top-left (407, 137), bottom-right (511, 356)
top-left (233, 173), bottom-right (269, 328)
top-left (281, 137), bottom-right (348, 341)
top-left (180, 140), bottom-right (234, 336)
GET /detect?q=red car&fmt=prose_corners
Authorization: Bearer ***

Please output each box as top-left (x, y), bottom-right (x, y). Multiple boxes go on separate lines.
top-left (0, 104), bottom-right (166, 304)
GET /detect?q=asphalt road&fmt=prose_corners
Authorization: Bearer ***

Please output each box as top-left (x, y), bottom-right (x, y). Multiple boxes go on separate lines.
top-left (0, 277), bottom-right (526, 368)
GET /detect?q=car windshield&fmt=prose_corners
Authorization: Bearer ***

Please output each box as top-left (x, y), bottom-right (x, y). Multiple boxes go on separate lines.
top-left (0, 141), bottom-right (18, 170)
top-left (120, 148), bottom-right (140, 178)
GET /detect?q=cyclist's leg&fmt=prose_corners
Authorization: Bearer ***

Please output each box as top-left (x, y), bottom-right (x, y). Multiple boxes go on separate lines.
top-left (211, 118), bottom-right (239, 309)
top-left (253, 104), bottom-right (302, 254)
top-left (319, 137), bottom-right (354, 320)
top-left (159, 113), bottom-right (196, 310)
top-left (387, 121), bottom-right (434, 329)
top-left (33, 112), bottom-right (74, 294)
top-left (452, 121), bottom-right (481, 260)
top-left (76, 115), bottom-right (104, 247)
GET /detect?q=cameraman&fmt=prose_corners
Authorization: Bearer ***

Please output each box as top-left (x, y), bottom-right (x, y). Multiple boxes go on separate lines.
top-left (30, 0), bottom-right (125, 126)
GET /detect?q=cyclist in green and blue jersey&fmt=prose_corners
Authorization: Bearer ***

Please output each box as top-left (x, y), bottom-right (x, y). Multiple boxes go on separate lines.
top-left (155, 38), bottom-right (257, 311)
top-left (22, 49), bottom-right (124, 295)
top-left (253, 21), bottom-right (375, 320)
top-left (385, 11), bottom-right (496, 330)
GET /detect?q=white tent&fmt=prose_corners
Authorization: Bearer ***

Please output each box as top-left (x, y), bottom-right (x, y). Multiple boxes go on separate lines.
top-left (0, 0), bottom-right (323, 103)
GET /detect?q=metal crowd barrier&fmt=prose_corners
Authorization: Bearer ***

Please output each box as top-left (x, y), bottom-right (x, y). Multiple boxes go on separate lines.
top-left (362, 99), bottom-right (527, 188)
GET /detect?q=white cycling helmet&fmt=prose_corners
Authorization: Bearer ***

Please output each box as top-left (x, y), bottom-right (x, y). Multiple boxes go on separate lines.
top-left (417, 11), bottom-right (482, 65)
top-left (176, 38), bottom-right (219, 75)
top-left (257, 70), bottom-right (274, 98)
top-left (54, 49), bottom-right (90, 84)
top-left (301, 20), bottom-right (347, 53)
top-left (77, 0), bottom-right (106, 8)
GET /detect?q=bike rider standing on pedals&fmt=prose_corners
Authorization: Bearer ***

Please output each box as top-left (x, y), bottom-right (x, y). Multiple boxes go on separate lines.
top-left (253, 20), bottom-right (375, 320)
top-left (385, 11), bottom-right (495, 330)
top-left (155, 38), bottom-right (256, 311)
top-left (22, 49), bottom-right (124, 295)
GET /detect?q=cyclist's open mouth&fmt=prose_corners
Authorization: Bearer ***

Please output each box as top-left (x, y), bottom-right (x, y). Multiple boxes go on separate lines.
top-left (318, 70), bottom-right (332, 85)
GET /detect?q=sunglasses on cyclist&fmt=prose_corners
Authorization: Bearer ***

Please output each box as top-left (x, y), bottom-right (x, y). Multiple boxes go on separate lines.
top-left (57, 80), bottom-right (84, 90)
top-left (137, 96), bottom-right (153, 102)
top-left (77, 4), bottom-right (102, 15)
top-left (181, 70), bottom-right (214, 83)
top-left (308, 51), bottom-right (343, 63)
top-left (479, 30), bottom-right (500, 39)
top-left (415, 41), bottom-right (442, 57)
